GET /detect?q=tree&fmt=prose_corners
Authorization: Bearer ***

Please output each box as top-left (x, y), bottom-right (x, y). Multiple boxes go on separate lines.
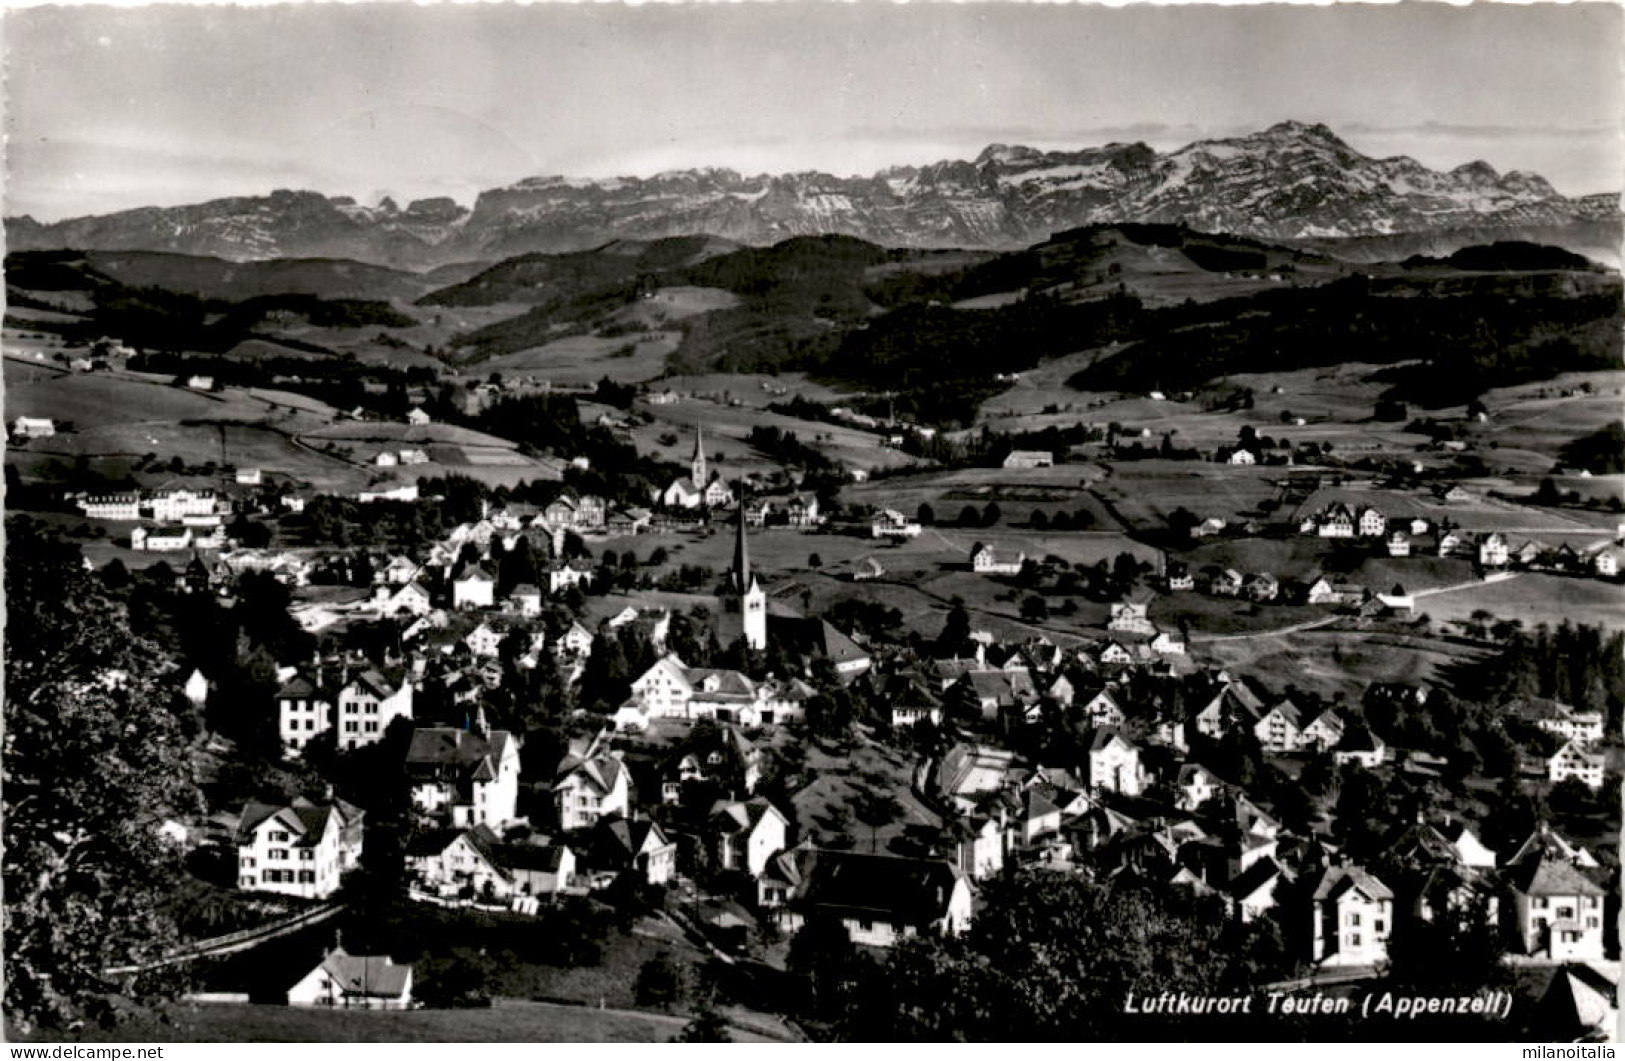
top-left (672, 1005), bottom-right (731, 1043)
top-left (786, 917), bottom-right (864, 1020)
top-left (635, 952), bottom-right (686, 1009)
top-left (958, 505), bottom-right (981, 528)
top-left (808, 553), bottom-right (823, 570)
top-left (916, 503), bottom-right (936, 527)
top-left (852, 787), bottom-right (904, 854)
top-left (5, 523), bottom-right (203, 1034)
top-left (1021, 595), bottom-right (1049, 621)
top-left (982, 502), bottom-right (1002, 527)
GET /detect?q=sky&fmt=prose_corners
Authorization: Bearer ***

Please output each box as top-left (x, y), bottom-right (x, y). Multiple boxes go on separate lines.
top-left (5, 2), bottom-right (1621, 221)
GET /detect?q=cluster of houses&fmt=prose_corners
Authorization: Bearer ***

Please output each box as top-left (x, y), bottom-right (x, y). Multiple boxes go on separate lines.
top-left (1300, 500), bottom-right (1625, 581)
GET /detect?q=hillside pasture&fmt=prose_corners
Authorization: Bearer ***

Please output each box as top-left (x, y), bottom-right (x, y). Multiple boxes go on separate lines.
top-left (3, 363), bottom-right (266, 427)
top-left (478, 333), bottom-right (677, 384)
top-left (656, 372), bottom-right (856, 408)
top-left (1411, 573), bottom-right (1625, 633)
top-left (632, 395), bottom-right (919, 476)
top-left (1090, 462), bottom-right (1288, 531)
top-left (841, 464), bottom-right (1121, 533)
top-left (1198, 628), bottom-right (1491, 702)
top-left (603, 285), bottom-right (741, 329)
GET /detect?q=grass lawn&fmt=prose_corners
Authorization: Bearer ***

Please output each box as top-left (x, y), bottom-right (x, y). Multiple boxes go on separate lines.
top-left (1197, 629), bottom-right (1491, 702)
top-left (1411, 572), bottom-right (1625, 633)
top-left (54, 998), bottom-right (769, 1043)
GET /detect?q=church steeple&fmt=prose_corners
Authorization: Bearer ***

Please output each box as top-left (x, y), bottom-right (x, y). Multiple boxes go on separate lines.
top-left (732, 493), bottom-right (754, 594)
top-left (726, 487), bottom-right (766, 650)
top-left (690, 424), bottom-right (708, 486)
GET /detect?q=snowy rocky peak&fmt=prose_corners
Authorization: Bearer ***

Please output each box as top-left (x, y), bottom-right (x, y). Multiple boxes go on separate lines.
top-left (8, 121), bottom-right (1612, 267)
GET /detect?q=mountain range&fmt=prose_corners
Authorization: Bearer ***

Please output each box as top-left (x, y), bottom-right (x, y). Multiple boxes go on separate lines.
top-left (8, 122), bottom-right (1618, 270)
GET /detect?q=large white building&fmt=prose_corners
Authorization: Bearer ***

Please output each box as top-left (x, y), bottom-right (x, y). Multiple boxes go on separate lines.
top-left (1310, 865), bottom-right (1393, 967)
top-left (405, 714), bottom-right (523, 829)
top-left (236, 798), bottom-right (365, 899)
top-left (335, 670), bottom-right (414, 750)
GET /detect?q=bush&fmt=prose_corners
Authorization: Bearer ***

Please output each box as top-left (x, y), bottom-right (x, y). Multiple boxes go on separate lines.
top-left (635, 952), bottom-right (686, 1009)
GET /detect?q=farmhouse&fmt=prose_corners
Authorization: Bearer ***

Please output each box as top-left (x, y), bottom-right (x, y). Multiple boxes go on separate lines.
top-left (286, 948), bottom-right (413, 1010)
top-left (871, 508), bottom-right (922, 538)
top-left (1107, 590), bottom-right (1156, 635)
top-left (1503, 853), bottom-right (1605, 961)
top-left (11, 417), bottom-right (56, 439)
top-left (552, 733), bottom-right (630, 831)
top-left (1547, 741), bottom-right (1605, 789)
top-left (970, 542), bottom-right (1024, 575)
top-left (452, 566), bottom-right (496, 609)
top-left (1003, 450), bottom-right (1055, 469)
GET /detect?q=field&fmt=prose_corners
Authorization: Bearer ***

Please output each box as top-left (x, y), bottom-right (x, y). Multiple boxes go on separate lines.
top-left (48, 997), bottom-right (775, 1043)
top-left (1408, 572), bottom-right (1625, 633)
top-left (656, 372), bottom-right (855, 408)
top-left (1089, 461), bottom-right (1288, 531)
top-left (842, 464), bottom-right (1120, 529)
top-left (1198, 628), bottom-right (1493, 702)
top-left (479, 333), bottom-right (678, 384)
top-left (631, 394), bottom-right (921, 477)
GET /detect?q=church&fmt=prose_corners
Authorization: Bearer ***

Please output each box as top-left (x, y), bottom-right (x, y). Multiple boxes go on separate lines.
top-left (716, 499), bottom-right (870, 676)
top-left (661, 425), bottom-right (734, 510)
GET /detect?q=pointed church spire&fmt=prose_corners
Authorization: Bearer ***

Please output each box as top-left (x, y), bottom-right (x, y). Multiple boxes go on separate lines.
top-left (691, 423), bottom-right (708, 486)
top-left (733, 487), bottom-right (752, 592)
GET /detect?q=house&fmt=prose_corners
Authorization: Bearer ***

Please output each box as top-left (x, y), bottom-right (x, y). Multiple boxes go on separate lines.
top-left (277, 673), bottom-right (335, 755)
top-left (1593, 547), bottom-right (1623, 579)
top-left (464, 621), bottom-right (505, 658)
top-left (236, 798), bottom-right (364, 899)
top-left (1085, 728), bottom-right (1141, 796)
top-left (1176, 763), bottom-right (1223, 811)
top-left (710, 797), bottom-right (790, 878)
top-left (131, 526), bottom-right (194, 552)
top-left (1502, 854), bottom-right (1606, 961)
top-left (1309, 865), bottom-right (1393, 967)
top-left (497, 842), bottom-right (578, 898)
top-left (1107, 590), bottom-right (1156, 635)
top-left (406, 716), bottom-right (523, 828)
top-left (1299, 709), bottom-right (1346, 753)
top-left (1509, 697), bottom-right (1605, 745)
top-left (1332, 726), bottom-right (1387, 768)
top-left (1376, 584), bottom-right (1415, 613)
top-left (1531, 965), bottom-right (1619, 1041)
top-left (871, 509), bottom-right (922, 539)
top-left (1191, 517), bottom-right (1228, 539)
top-left (373, 451), bottom-right (400, 468)
top-left (406, 406), bottom-right (432, 426)
top-left (1306, 503), bottom-right (1355, 538)
top-left (407, 825), bottom-right (512, 901)
top-left (1205, 568), bottom-right (1244, 597)
top-left (1166, 562), bottom-right (1194, 592)
top-left (11, 416), bottom-right (56, 439)
top-left (970, 542), bottom-right (1024, 576)
top-left (358, 484), bottom-right (420, 504)
top-left (186, 375), bottom-right (214, 391)
top-left (1437, 821), bottom-right (1497, 870)
top-left (382, 555), bottom-right (420, 585)
top-left (1003, 450), bottom-right (1054, 469)
top-left (1253, 700), bottom-right (1304, 754)
top-left (784, 493), bottom-right (821, 528)
top-left (1226, 448), bottom-right (1256, 465)
top-left (552, 734), bottom-right (630, 831)
top-left (383, 581), bottom-right (434, 618)
top-left (1547, 741), bottom-right (1605, 789)
top-left (950, 669), bottom-right (1038, 723)
top-left (769, 849), bottom-right (973, 947)
top-left (1478, 533), bottom-right (1510, 568)
top-left (556, 620), bottom-right (595, 659)
top-left (286, 948), bottom-right (412, 1010)
top-left (1228, 858), bottom-right (1285, 923)
top-left (1075, 686), bottom-right (1125, 727)
top-left (545, 559), bottom-right (594, 594)
top-left (1386, 531), bottom-right (1411, 558)
top-left (508, 584), bottom-right (543, 617)
top-left (77, 492), bottom-right (143, 520)
top-left (234, 467), bottom-right (263, 486)
top-left (593, 815), bottom-right (677, 885)
top-left (452, 566), bottom-right (496, 609)
top-left (335, 670), bottom-right (414, 750)
top-left (397, 448), bottom-right (430, 466)
top-left (848, 555), bottom-right (887, 582)
top-left (1357, 507), bottom-right (1386, 536)
top-left (1243, 572), bottom-right (1279, 603)
top-left (1436, 529), bottom-right (1464, 557)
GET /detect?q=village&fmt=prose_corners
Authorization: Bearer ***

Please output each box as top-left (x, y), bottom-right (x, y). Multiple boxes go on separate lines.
top-left (8, 339), bottom-right (1622, 1041)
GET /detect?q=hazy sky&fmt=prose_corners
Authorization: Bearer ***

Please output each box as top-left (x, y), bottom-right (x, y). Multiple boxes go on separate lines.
top-left (5, 3), bottom-right (1621, 221)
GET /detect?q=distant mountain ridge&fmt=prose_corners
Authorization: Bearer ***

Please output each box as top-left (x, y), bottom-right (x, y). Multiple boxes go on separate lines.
top-left (8, 121), bottom-right (1618, 269)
